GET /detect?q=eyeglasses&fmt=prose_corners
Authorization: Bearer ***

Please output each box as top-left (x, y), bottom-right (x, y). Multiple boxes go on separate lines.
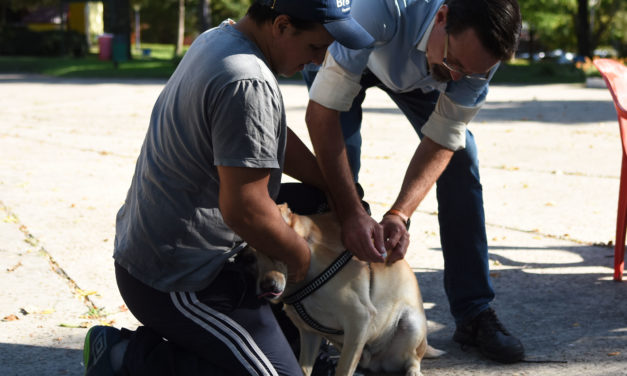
top-left (442, 34), bottom-right (489, 81)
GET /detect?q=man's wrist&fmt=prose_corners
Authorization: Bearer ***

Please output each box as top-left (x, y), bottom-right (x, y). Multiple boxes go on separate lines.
top-left (384, 209), bottom-right (411, 230)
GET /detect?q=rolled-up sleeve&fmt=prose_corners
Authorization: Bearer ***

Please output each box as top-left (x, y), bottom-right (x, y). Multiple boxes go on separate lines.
top-left (309, 53), bottom-right (364, 112)
top-left (421, 93), bottom-right (483, 151)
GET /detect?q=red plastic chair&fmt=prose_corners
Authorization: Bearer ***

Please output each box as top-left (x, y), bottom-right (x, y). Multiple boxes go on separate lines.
top-left (593, 58), bottom-right (627, 281)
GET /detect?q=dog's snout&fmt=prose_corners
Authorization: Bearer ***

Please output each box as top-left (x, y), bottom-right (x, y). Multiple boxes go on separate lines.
top-left (257, 271), bottom-right (286, 300)
top-left (260, 277), bottom-right (281, 294)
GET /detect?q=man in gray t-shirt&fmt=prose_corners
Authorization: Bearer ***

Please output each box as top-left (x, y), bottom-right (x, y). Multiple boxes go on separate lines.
top-left (82, 1), bottom-right (374, 376)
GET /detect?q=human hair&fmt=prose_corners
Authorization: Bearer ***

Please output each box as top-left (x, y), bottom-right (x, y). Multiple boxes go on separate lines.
top-left (445, 0), bottom-right (521, 61)
top-left (246, 1), bottom-right (319, 32)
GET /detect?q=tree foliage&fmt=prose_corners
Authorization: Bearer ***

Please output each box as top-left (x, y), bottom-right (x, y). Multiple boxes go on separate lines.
top-left (2, 0), bottom-right (625, 57)
top-left (126, 0), bottom-right (250, 44)
top-left (520, 0), bottom-right (627, 57)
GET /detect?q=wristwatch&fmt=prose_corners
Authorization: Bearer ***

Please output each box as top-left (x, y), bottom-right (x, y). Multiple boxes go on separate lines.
top-left (384, 209), bottom-right (411, 230)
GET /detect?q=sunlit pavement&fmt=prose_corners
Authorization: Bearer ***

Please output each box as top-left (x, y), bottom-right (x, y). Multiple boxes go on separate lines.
top-left (0, 75), bottom-right (625, 375)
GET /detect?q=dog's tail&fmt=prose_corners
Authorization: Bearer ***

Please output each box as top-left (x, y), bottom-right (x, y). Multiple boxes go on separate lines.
top-left (423, 345), bottom-right (446, 358)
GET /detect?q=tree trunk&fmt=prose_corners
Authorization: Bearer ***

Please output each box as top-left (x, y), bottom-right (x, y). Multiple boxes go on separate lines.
top-left (197, 0), bottom-right (211, 34)
top-left (175, 0), bottom-right (185, 57)
top-left (576, 0), bottom-right (591, 58)
top-left (528, 27), bottom-right (535, 62)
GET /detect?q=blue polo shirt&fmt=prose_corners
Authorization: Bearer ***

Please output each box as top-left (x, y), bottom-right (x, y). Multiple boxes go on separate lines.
top-left (309, 0), bottom-right (497, 150)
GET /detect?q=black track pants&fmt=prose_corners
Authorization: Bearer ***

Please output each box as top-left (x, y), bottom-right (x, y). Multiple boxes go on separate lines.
top-left (115, 260), bottom-right (301, 376)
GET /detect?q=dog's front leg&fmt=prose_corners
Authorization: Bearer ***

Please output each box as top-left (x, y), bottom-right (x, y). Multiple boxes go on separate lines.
top-left (298, 330), bottom-right (323, 376)
top-left (334, 327), bottom-right (369, 376)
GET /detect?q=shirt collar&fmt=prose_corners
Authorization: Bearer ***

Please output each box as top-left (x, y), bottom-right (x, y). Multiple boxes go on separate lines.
top-left (416, 17), bottom-right (436, 52)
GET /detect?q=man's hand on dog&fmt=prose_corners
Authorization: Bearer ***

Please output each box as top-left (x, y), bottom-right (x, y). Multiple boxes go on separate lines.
top-left (340, 211), bottom-right (387, 263)
top-left (381, 216), bottom-right (410, 264)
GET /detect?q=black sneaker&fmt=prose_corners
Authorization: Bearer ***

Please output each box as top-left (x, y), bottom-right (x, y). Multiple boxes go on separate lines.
top-left (453, 308), bottom-right (525, 364)
top-left (311, 341), bottom-right (365, 376)
top-left (83, 326), bottom-right (123, 375)
top-left (310, 345), bottom-right (337, 376)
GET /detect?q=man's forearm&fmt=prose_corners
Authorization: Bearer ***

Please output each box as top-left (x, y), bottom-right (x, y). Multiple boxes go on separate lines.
top-left (283, 127), bottom-right (327, 192)
top-left (391, 136), bottom-right (454, 216)
top-left (305, 100), bottom-right (365, 221)
top-left (217, 166), bottom-right (311, 281)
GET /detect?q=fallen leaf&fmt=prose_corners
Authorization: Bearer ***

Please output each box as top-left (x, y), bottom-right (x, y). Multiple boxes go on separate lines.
top-left (6, 262), bottom-right (23, 272)
top-left (2, 314), bottom-right (19, 321)
top-left (59, 322), bottom-right (89, 328)
top-left (607, 352), bottom-right (620, 356)
top-left (24, 235), bottom-right (38, 246)
top-left (3, 214), bottom-right (18, 223)
top-left (76, 289), bottom-right (98, 297)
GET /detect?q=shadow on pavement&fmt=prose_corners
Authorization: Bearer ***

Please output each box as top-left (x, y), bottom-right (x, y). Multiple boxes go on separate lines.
top-left (412, 243), bottom-right (626, 374)
top-left (0, 342), bottom-right (83, 375)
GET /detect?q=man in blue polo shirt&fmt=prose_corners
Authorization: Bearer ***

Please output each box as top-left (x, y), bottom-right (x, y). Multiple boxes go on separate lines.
top-left (304, 0), bottom-right (525, 364)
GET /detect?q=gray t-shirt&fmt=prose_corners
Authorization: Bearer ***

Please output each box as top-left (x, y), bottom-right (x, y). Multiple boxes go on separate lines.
top-left (114, 21), bottom-right (286, 292)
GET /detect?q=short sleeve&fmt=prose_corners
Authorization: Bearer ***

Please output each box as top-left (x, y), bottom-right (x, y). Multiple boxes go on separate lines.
top-left (211, 79), bottom-right (283, 169)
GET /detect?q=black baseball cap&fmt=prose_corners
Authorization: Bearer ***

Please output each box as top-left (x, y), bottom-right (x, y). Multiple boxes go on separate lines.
top-left (259, 0), bottom-right (374, 49)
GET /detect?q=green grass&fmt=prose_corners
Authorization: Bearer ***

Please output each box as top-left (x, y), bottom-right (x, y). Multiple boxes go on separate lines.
top-left (491, 58), bottom-right (587, 84)
top-left (0, 43), bottom-right (191, 79)
top-left (0, 54), bottom-right (180, 79)
top-left (133, 43), bottom-right (190, 60)
top-left (0, 51), bottom-right (592, 83)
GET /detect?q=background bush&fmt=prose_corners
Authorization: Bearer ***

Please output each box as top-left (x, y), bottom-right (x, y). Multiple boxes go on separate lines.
top-left (0, 26), bottom-right (87, 57)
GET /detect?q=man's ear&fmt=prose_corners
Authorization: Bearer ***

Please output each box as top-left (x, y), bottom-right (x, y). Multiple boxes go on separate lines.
top-left (435, 4), bottom-right (448, 26)
top-left (272, 14), bottom-right (291, 37)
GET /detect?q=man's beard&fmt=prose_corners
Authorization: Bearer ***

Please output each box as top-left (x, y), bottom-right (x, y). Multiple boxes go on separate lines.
top-left (430, 64), bottom-right (452, 83)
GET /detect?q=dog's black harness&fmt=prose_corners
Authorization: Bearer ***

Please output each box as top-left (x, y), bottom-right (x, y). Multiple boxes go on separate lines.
top-left (282, 250), bottom-right (353, 335)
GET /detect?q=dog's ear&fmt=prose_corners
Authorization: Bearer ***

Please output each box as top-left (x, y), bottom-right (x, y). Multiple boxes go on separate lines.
top-left (290, 213), bottom-right (319, 244)
top-left (277, 203), bottom-right (318, 244)
top-left (277, 203), bottom-right (293, 226)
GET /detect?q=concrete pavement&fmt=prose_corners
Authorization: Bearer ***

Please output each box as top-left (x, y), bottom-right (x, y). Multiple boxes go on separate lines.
top-left (0, 74), bottom-right (625, 375)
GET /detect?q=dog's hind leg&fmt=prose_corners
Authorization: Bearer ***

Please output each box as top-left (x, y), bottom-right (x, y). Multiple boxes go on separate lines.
top-left (376, 309), bottom-right (427, 376)
top-left (298, 330), bottom-right (323, 376)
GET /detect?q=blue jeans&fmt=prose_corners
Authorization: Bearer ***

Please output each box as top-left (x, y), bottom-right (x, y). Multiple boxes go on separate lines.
top-left (303, 67), bottom-right (494, 324)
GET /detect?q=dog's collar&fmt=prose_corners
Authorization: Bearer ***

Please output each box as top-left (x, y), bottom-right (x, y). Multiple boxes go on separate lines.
top-left (283, 250), bottom-right (353, 305)
top-left (282, 250), bottom-right (353, 336)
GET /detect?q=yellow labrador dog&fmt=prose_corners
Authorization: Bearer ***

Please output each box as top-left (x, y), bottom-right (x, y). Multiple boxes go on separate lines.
top-left (255, 204), bottom-right (443, 376)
